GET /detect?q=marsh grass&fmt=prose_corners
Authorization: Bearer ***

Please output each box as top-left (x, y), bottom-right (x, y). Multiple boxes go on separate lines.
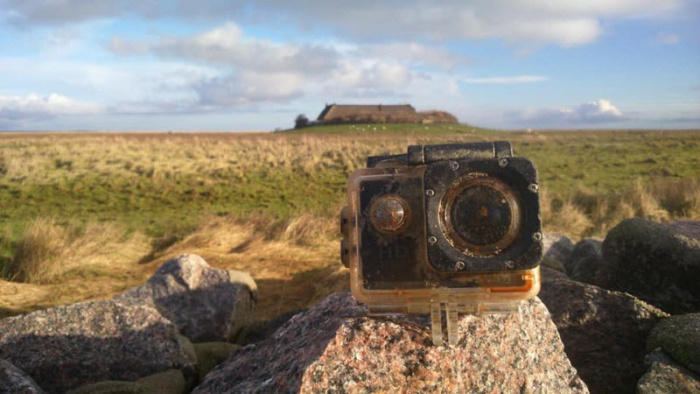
top-left (5, 218), bottom-right (150, 284)
top-left (5, 218), bottom-right (67, 283)
top-left (0, 128), bottom-right (698, 318)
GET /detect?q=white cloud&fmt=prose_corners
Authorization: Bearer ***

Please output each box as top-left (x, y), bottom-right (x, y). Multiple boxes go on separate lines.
top-left (107, 23), bottom-right (439, 107)
top-left (463, 76), bottom-right (548, 84)
top-left (363, 43), bottom-right (469, 70)
top-left (332, 61), bottom-right (410, 87)
top-left (195, 72), bottom-right (305, 107)
top-left (109, 36), bottom-right (150, 56)
top-left (111, 22), bottom-right (339, 76)
top-left (576, 99), bottom-right (624, 119)
top-left (0, 93), bottom-right (103, 116)
top-left (0, 93), bottom-right (104, 129)
top-left (653, 32), bottom-right (680, 45)
top-left (0, 56), bottom-right (220, 107)
top-left (512, 99), bottom-right (626, 125)
top-left (0, 0), bottom-right (127, 25)
top-left (2, 0), bottom-right (684, 47)
top-left (244, 1), bottom-right (680, 47)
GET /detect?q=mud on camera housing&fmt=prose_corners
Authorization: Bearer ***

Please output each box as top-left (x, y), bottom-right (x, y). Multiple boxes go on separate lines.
top-left (340, 141), bottom-right (543, 345)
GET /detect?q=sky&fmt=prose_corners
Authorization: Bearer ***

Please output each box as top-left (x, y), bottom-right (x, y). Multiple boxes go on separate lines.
top-left (0, 1), bottom-right (698, 131)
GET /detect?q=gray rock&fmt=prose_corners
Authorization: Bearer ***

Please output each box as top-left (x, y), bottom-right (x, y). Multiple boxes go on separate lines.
top-left (193, 292), bottom-right (588, 393)
top-left (236, 309), bottom-right (306, 345)
top-left (193, 342), bottom-right (241, 381)
top-left (542, 233), bottom-right (575, 273)
top-left (68, 369), bottom-right (187, 394)
top-left (600, 218), bottom-right (700, 314)
top-left (135, 369), bottom-right (187, 394)
top-left (566, 238), bottom-right (603, 284)
top-left (666, 220), bottom-right (700, 241)
top-left (646, 313), bottom-right (700, 374)
top-left (67, 381), bottom-right (147, 394)
top-left (638, 348), bottom-right (700, 394)
top-left (0, 301), bottom-right (197, 393)
top-left (116, 254), bottom-right (257, 343)
top-left (0, 358), bottom-right (45, 393)
top-left (539, 267), bottom-right (668, 394)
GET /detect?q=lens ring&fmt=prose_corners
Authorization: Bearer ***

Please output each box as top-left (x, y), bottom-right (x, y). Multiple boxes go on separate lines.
top-left (369, 195), bottom-right (411, 234)
top-left (438, 175), bottom-right (522, 257)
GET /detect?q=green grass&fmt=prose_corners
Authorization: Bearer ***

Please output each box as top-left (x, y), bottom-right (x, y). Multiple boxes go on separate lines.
top-left (1, 127), bottom-right (699, 266)
top-left (0, 126), bottom-right (699, 319)
top-left (288, 126), bottom-right (700, 195)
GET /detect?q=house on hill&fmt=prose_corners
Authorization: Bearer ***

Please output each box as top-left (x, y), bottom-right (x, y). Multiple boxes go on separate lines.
top-left (316, 104), bottom-right (457, 125)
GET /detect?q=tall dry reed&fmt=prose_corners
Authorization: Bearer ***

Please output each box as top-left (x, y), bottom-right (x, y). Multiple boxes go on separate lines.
top-left (5, 218), bottom-right (150, 284)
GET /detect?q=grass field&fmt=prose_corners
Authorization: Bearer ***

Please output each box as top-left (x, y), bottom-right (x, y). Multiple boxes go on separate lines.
top-left (1, 125), bottom-right (699, 321)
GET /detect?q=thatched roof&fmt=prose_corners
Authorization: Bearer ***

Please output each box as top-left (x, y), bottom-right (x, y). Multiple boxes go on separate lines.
top-left (313, 103), bottom-right (458, 125)
top-left (317, 104), bottom-right (417, 123)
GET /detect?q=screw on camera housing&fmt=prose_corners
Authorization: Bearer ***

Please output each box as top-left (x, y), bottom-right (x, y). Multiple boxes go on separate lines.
top-left (505, 260), bottom-right (515, 269)
top-left (450, 161), bottom-right (460, 170)
top-left (532, 232), bottom-right (542, 242)
top-left (428, 236), bottom-right (437, 245)
top-left (528, 184), bottom-right (539, 193)
top-left (498, 158), bottom-right (509, 167)
top-left (425, 189), bottom-right (435, 197)
top-left (455, 261), bottom-right (465, 270)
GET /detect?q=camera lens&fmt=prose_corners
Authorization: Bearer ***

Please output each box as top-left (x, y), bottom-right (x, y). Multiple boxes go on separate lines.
top-left (450, 185), bottom-right (511, 246)
top-left (439, 176), bottom-right (522, 256)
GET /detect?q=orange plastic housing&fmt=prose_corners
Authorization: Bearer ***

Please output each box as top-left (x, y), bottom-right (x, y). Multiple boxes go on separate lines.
top-left (346, 167), bottom-right (541, 317)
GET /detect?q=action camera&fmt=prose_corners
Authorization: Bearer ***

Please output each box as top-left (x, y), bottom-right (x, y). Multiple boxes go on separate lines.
top-left (340, 141), bottom-right (543, 345)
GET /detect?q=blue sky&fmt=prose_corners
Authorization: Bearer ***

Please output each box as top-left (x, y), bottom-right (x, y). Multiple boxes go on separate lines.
top-left (0, 0), bottom-right (698, 131)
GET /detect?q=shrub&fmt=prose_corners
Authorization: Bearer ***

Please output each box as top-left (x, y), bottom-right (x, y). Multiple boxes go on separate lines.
top-left (294, 114), bottom-right (309, 129)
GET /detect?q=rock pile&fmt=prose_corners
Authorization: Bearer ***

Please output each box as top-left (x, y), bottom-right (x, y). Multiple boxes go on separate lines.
top-left (0, 255), bottom-right (256, 393)
top-left (539, 267), bottom-right (667, 393)
top-left (541, 219), bottom-right (700, 393)
top-left (2, 218), bottom-right (699, 393)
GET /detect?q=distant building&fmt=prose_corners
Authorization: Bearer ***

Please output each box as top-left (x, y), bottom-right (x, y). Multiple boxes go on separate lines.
top-left (315, 104), bottom-right (457, 125)
top-left (317, 104), bottom-right (416, 123)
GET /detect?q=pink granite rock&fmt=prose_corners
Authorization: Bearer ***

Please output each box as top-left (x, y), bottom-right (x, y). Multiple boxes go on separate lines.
top-left (193, 292), bottom-right (587, 393)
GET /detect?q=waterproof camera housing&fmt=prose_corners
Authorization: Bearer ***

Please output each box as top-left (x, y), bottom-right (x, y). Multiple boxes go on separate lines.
top-left (340, 141), bottom-right (543, 345)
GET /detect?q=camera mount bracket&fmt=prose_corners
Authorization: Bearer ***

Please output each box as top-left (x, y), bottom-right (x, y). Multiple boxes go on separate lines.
top-left (430, 301), bottom-right (523, 346)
